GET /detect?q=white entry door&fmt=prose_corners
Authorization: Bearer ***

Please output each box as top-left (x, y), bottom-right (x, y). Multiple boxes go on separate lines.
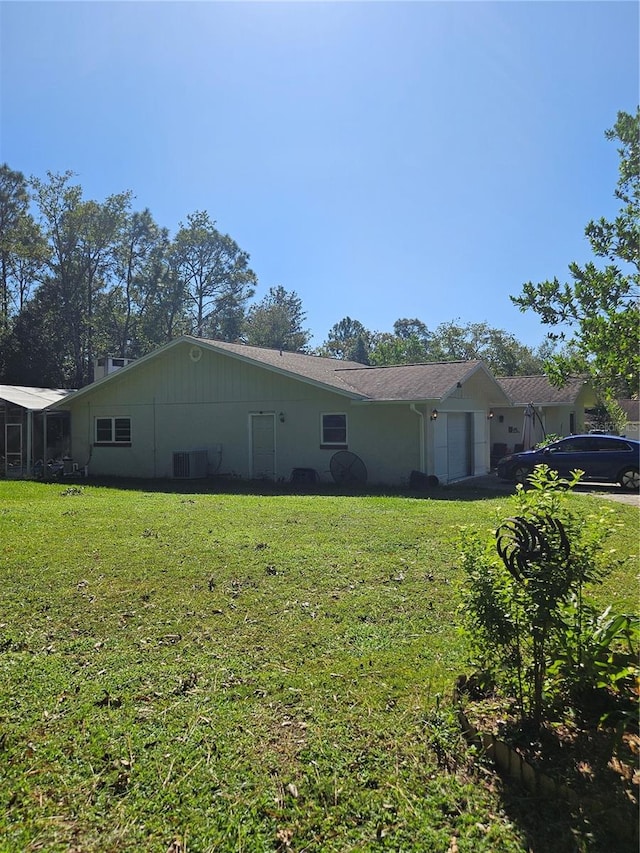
top-left (250, 414), bottom-right (276, 480)
top-left (447, 413), bottom-right (473, 481)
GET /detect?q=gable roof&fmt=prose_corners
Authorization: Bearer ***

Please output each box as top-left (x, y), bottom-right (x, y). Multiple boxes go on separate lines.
top-left (206, 339), bottom-right (504, 401)
top-left (47, 336), bottom-right (508, 408)
top-left (334, 360), bottom-right (502, 401)
top-left (197, 338), bottom-right (370, 398)
top-left (497, 375), bottom-right (592, 406)
top-left (0, 385), bottom-right (72, 411)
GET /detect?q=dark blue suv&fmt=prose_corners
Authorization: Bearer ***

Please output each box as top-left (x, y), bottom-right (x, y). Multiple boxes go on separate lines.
top-left (496, 434), bottom-right (640, 490)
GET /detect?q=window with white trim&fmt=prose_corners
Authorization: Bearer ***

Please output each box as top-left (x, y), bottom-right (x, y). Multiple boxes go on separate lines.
top-left (95, 417), bottom-right (131, 445)
top-left (321, 413), bottom-right (347, 447)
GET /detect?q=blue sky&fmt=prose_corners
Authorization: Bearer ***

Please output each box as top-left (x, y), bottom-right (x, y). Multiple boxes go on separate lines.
top-left (1, 1), bottom-right (638, 349)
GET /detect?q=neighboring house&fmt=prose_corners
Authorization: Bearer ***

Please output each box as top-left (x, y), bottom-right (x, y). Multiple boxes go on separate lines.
top-left (45, 335), bottom-right (510, 486)
top-left (617, 399), bottom-right (640, 441)
top-left (490, 375), bottom-right (597, 464)
top-left (0, 386), bottom-right (72, 477)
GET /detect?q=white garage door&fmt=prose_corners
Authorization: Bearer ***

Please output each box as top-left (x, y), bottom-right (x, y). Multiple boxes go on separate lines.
top-left (447, 413), bottom-right (473, 481)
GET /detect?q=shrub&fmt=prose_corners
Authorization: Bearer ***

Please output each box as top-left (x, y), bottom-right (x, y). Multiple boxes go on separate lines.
top-left (459, 465), bottom-right (634, 727)
top-left (534, 433), bottom-right (562, 449)
top-left (549, 601), bottom-right (639, 725)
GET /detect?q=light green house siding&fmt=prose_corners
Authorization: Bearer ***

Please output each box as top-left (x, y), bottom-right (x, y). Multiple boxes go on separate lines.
top-left (53, 338), bottom-right (513, 485)
top-left (66, 343), bottom-right (426, 484)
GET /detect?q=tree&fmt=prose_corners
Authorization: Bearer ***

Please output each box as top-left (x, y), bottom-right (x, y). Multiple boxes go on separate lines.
top-left (0, 165), bottom-right (47, 329)
top-left (393, 317), bottom-right (431, 344)
top-left (0, 169), bottom-right (270, 384)
top-left (317, 317), bottom-right (373, 363)
top-left (512, 108), bottom-right (640, 398)
top-left (243, 285), bottom-right (310, 351)
top-left (367, 318), bottom-right (432, 366)
top-left (368, 332), bottom-right (429, 366)
top-left (102, 208), bottom-right (179, 357)
top-left (367, 319), bottom-right (547, 373)
top-left (6, 213), bottom-right (49, 315)
top-left (29, 171), bottom-right (131, 386)
top-left (1, 284), bottom-right (71, 386)
top-left (170, 211), bottom-right (257, 341)
top-left (350, 335), bottom-right (370, 366)
top-left (0, 164), bottom-right (29, 329)
top-left (140, 264), bottom-right (190, 345)
top-left (428, 321), bottom-right (548, 376)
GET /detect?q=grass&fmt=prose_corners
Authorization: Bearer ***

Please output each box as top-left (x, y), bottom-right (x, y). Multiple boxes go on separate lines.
top-left (0, 479), bottom-right (637, 852)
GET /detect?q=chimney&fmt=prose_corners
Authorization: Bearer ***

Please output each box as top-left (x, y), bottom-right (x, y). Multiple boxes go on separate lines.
top-left (93, 356), bottom-right (134, 381)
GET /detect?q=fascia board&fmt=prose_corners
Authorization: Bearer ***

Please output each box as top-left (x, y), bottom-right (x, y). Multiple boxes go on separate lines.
top-left (350, 398), bottom-right (440, 407)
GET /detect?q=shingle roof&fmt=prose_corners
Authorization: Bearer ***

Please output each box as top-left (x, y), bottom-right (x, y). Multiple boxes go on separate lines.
top-left (617, 399), bottom-right (640, 422)
top-left (334, 362), bottom-right (487, 401)
top-left (47, 336), bottom-right (506, 408)
top-left (497, 375), bottom-right (590, 406)
top-left (0, 385), bottom-right (72, 411)
top-left (202, 338), bottom-right (490, 401)
top-left (201, 339), bottom-right (368, 398)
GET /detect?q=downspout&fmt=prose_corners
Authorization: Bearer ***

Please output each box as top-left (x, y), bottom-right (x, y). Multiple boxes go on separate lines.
top-left (410, 404), bottom-right (425, 472)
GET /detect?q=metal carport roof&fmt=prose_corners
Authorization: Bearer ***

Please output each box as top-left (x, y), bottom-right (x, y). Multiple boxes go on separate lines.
top-left (0, 386), bottom-right (73, 411)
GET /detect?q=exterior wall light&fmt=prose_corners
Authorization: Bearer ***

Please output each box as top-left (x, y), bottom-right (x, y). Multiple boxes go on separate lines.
top-left (430, 409), bottom-right (438, 421)
top-left (279, 411), bottom-right (285, 423)
top-left (488, 410), bottom-right (494, 420)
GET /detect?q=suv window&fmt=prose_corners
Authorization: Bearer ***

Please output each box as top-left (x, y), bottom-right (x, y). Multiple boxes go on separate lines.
top-left (595, 438), bottom-right (630, 452)
top-left (552, 438), bottom-right (594, 453)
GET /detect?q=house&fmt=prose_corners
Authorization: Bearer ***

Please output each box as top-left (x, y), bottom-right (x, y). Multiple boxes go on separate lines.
top-left (617, 399), bottom-right (640, 441)
top-left (490, 375), bottom-right (597, 465)
top-left (0, 385), bottom-right (72, 477)
top-left (45, 335), bottom-right (511, 486)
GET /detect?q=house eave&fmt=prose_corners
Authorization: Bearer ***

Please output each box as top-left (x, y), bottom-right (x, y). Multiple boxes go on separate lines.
top-left (350, 398), bottom-right (439, 406)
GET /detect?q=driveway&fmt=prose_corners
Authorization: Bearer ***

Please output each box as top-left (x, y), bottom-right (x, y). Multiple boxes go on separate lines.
top-left (462, 473), bottom-right (640, 507)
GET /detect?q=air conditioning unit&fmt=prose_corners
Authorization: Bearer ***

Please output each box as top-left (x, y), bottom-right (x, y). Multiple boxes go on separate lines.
top-left (172, 449), bottom-right (208, 479)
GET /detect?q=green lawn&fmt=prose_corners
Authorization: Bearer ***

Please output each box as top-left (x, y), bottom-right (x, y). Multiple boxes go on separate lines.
top-left (0, 480), bottom-right (637, 852)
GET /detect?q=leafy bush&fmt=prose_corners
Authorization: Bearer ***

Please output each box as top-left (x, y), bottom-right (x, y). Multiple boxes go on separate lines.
top-left (459, 465), bottom-right (635, 727)
top-left (549, 601), bottom-right (639, 723)
top-left (534, 433), bottom-right (562, 449)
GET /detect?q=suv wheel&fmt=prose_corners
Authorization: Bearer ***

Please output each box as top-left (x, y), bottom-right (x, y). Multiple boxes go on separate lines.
top-left (513, 465), bottom-right (532, 485)
top-left (618, 467), bottom-right (639, 491)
